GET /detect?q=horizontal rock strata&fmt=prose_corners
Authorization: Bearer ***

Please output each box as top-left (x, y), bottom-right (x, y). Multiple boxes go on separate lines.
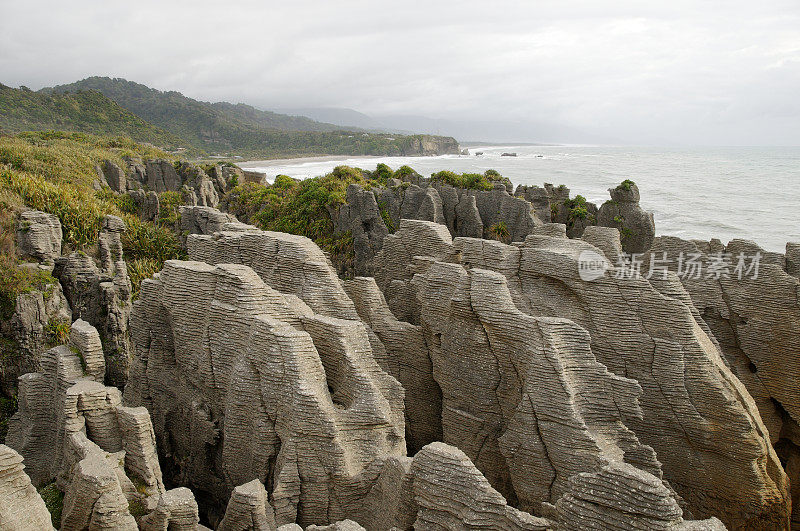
top-left (373, 219), bottom-right (789, 529)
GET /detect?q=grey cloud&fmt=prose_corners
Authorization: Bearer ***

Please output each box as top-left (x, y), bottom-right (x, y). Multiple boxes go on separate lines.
top-left (1, 0), bottom-right (798, 144)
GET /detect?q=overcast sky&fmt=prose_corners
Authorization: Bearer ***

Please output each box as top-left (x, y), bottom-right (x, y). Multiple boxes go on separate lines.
top-left (2, 0), bottom-right (799, 145)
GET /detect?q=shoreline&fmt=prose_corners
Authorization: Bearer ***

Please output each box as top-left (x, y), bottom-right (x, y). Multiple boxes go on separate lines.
top-left (238, 154), bottom-right (384, 168)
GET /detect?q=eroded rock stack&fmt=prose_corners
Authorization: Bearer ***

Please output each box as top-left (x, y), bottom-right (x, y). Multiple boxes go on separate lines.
top-left (125, 257), bottom-right (405, 526)
top-left (644, 235), bottom-right (800, 527)
top-left (15, 210), bottom-right (62, 261)
top-left (0, 444), bottom-right (54, 530)
top-left (596, 181), bottom-right (656, 253)
top-left (101, 157), bottom-right (225, 208)
top-left (4, 320), bottom-right (212, 530)
top-left (335, 177), bottom-right (542, 275)
top-left (372, 219), bottom-right (789, 529)
top-left (54, 214), bottom-right (132, 386)
top-left (8, 180), bottom-right (800, 530)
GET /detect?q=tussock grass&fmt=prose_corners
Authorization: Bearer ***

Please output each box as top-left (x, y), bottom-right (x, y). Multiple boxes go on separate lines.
top-left (0, 132), bottom-right (186, 301)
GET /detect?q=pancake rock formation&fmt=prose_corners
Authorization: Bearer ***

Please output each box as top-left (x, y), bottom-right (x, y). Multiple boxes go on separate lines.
top-left (5, 319), bottom-right (209, 530)
top-left (15, 209), bottom-right (62, 261)
top-left (372, 218), bottom-right (789, 529)
top-left (0, 444), bottom-right (55, 530)
top-left (125, 256), bottom-right (406, 526)
top-left (645, 235), bottom-right (800, 528)
top-left (53, 214), bottom-right (133, 386)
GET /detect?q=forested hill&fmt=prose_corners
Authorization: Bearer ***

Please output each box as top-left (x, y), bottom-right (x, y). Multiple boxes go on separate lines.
top-left (45, 77), bottom-right (345, 134)
top-left (0, 84), bottom-right (187, 150)
top-left (33, 77), bottom-right (459, 158)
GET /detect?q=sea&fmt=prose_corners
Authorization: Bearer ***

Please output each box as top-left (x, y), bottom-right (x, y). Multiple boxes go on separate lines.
top-left (239, 145), bottom-right (800, 253)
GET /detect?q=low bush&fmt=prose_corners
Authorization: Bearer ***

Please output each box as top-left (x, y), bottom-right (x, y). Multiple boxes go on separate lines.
top-left (38, 482), bottom-right (64, 528)
top-left (431, 169), bottom-right (510, 191)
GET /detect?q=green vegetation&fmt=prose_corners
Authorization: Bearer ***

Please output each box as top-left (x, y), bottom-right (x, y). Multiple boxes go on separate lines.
top-left (33, 77), bottom-right (459, 159)
top-left (0, 394), bottom-right (17, 441)
top-left (224, 164), bottom-right (404, 270)
top-left (127, 258), bottom-right (163, 300)
top-left (393, 165), bottom-right (418, 179)
top-left (617, 179), bottom-right (635, 191)
top-left (38, 482), bottom-right (64, 528)
top-left (0, 258), bottom-right (58, 320)
top-left (0, 85), bottom-right (187, 150)
top-left (550, 203), bottom-right (559, 221)
top-left (44, 318), bottom-right (70, 347)
top-left (157, 191), bottom-right (184, 227)
top-left (373, 163), bottom-right (393, 182)
top-left (0, 132), bottom-right (186, 300)
top-left (610, 213), bottom-right (634, 240)
top-left (565, 195), bottom-right (589, 221)
top-left (487, 221), bottom-right (511, 244)
top-left (430, 169), bottom-right (510, 191)
top-left (129, 499), bottom-right (147, 519)
top-left (377, 199), bottom-right (395, 233)
top-left (226, 165), bottom-right (360, 240)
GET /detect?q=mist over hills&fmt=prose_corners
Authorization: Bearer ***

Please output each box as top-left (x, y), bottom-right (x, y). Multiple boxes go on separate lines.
top-left (278, 106), bottom-right (618, 144)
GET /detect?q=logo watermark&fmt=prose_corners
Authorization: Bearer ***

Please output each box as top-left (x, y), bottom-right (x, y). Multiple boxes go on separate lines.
top-left (578, 250), bottom-right (761, 282)
top-left (578, 250), bottom-right (610, 281)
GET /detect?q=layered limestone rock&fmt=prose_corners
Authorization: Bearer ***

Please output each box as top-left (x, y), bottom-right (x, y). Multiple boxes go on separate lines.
top-left (7, 321), bottom-right (136, 486)
top-left (98, 160), bottom-right (127, 193)
top-left (417, 260), bottom-right (670, 513)
top-left (335, 179), bottom-right (541, 275)
top-left (175, 162), bottom-right (220, 208)
top-left (373, 219), bottom-right (455, 324)
top-left (514, 183), bottom-right (563, 224)
top-left (180, 205), bottom-right (237, 237)
top-left (373, 222), bottom-right (789, 529)
top-left (15, 210), bottom-right (62, 261)
top-left (218, 479), bottom-right (278, 531)
top-left (60, 452), bottom-right (139, 530)
top-left (644, 235), bottom-right (800, 527)
top-left (410, 442), bottom-right (551, 530)
top-left (0, 444), bottom-right (55, 530)
top-left (555, 463), bottom-right (726, 530)
top-left (123, 156), bottom-right (148, 189)
top-left (139, 487), bottom-right (202, 530)
top-left (144, 159), bottom-right (182, 192)
top-left (119, 157), bottom-right (220, 207)
top-left (187, 224), bottom-right (360, 319)
top-left (596, 181), bottom-right (656, 253)
top-left (581, 224), bottom-right (625, 264)
top-left (68, 318), bottom-right (106, 382)
top-left (333, 184), bottom-right (389, 276)
top-left (129, 189), bottom-right (160, 221)
top-left (344, 277), bottom-right (442, 453)
top-left (5, 320), bottom-right (206, 529)
top-left (54, 215), bottom-right (132, 386)
top-left (125, 259), bottom-right (405, 526)
top-left (0, 273), bottom-right (71, 398)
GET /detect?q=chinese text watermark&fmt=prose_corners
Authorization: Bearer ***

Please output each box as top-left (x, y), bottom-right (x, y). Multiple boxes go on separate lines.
top-left (578, 251), bottom-right (761, 281)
